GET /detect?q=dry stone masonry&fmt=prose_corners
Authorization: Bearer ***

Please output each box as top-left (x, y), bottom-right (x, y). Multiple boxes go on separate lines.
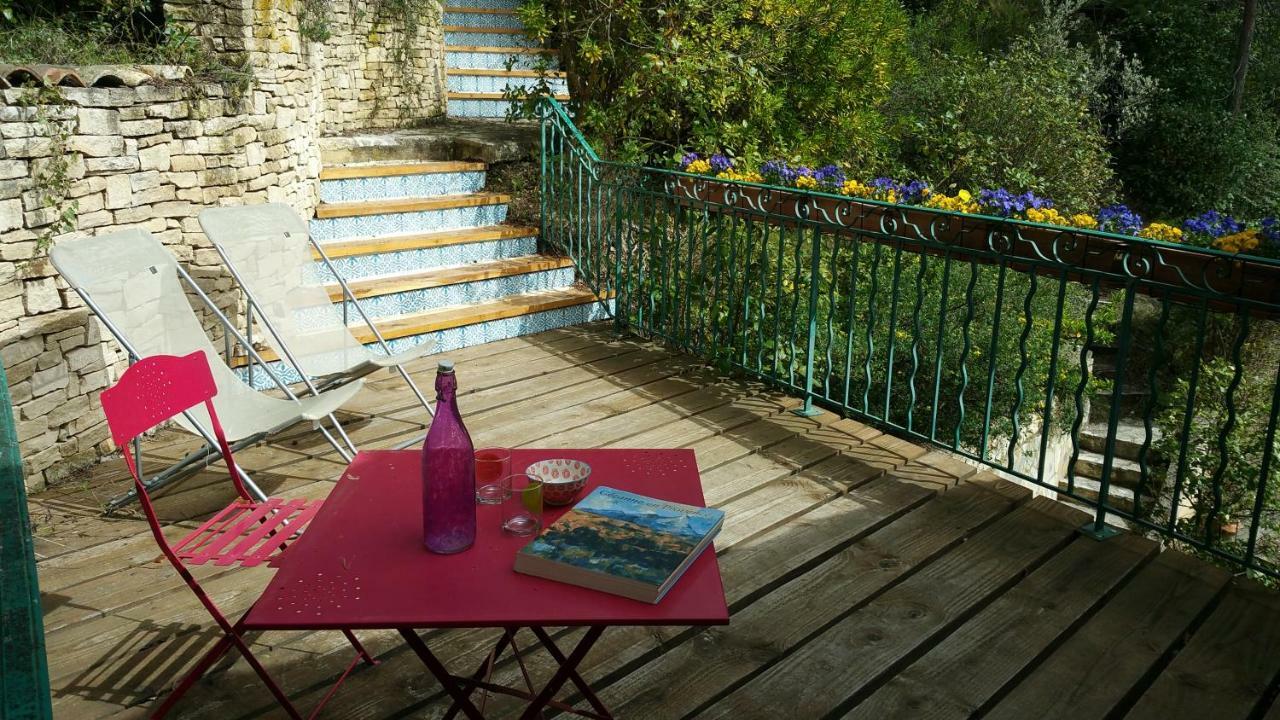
top-left (0, 0), bottom-right (446, 490)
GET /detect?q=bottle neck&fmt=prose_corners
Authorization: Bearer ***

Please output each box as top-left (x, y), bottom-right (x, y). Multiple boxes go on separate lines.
top-left (435, 372), bottom-right (457, 405)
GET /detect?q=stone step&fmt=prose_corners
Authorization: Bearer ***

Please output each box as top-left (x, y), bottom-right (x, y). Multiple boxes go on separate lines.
top-left (366, 285), bottom-right (607, 344)
top-left (315, 258), bottom-right (579, 323)
top-left (443, 8), bottom-right (525, 29)
top-left (1057, 477), bottom-right (1138, 515)
top-left (1071, 449), bottom-right (1147, 489)
top-left (314, 226), bottom-right (540, 281)
top-left (310, 193), bottom-right (510, 242)
top-left (447, 72), bottom-right (569, 95)
top-left (330, 254), bottom-right (573, 301)
top-left (1078, 422), bottom-right (1163, 458)
top-left (444, 28), bottom-right (534, 48)
top-left (319, 162), bottom-right (487, 203)
top-left (446, 47), bottom-right (560, 71)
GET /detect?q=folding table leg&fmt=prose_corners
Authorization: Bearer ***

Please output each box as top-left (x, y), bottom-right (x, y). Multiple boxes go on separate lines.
top-left (442, 628), bottom-right (517, 720)
top-left (518, 626), bottom-right (606, 720)
top-left (399, 628), bottom-right (487, 720)
top-left (529, 627), bottom-right (614, 718)
top-left (342, 629), bottom-right (379, 666)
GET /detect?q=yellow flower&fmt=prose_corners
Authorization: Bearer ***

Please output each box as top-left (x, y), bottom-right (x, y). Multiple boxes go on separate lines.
top-left (1025, 207), bottom-right (1070, 226)
top-left (685, 159), bottom-right (711, 174)
top-left (1069, 213), bottom-right (1097, 229)
top-left (1137, 223), bottom-right (1184, 243)
top-left (716, 169), bottom-right (763, 183)
top-left (841, 179), bottom-right (873, 197)
top-left (1213, 230), bottom-right (1260, 254)
top-left (794, 175), bottom-right (819, 190)
top-left (923, 190), bottom-right (979, 214)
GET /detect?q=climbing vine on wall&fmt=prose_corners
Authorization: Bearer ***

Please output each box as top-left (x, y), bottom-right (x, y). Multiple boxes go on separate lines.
top-left (21, 85), bottom-right (77, 261)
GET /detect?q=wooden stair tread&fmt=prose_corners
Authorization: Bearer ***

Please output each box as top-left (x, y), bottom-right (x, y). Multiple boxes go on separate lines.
top-left (315, 192), bottom-right (510, 219)
top-left (314, 225), bottom-right (538, 260)
top-left (447, 45), bottom-right (558, 54)
top-left (232, 285), bottom-right (605, 366)
top-left (448, 68), bottom-right (566, 79)
top-left (329, 255), bottom-right (574, 300)
top-left (449, 91), bottom-right (570, 101)
top-left (319, 161), bottom-right (486, 181)
top-left (366, 285), bottom-right (608, 343)
top-left (444, 25), bottom-right (527, 33)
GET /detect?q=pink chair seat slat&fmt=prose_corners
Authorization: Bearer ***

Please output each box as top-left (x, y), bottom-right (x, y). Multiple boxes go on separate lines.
top-left (215, 498), bottom-right (311, 567)
top-left (183, 498), bottom-right (287, 565)
top-left (171, 501), bottom-right (253, 557)
top-left (242, 499), bottom-right (325, 568)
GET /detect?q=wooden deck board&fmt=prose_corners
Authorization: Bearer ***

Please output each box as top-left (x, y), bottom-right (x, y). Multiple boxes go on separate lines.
top-left (27, 322), bottom-right (1280, 720)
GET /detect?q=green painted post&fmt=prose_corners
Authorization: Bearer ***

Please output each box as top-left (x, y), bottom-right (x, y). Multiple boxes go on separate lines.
top-left (0, 361), bottom-right (53, 720)
top-left (794, 228), bottom-right (823, 417)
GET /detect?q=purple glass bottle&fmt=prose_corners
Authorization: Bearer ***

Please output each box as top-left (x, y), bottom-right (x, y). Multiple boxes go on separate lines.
top-left (422, 360), bottom-right (476, 554)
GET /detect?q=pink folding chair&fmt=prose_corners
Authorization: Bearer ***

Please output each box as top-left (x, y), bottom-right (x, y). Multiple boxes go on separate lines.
top-left (99, 351), bottom-right (377, 719)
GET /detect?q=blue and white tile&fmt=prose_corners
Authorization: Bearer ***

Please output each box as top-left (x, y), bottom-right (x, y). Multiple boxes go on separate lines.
top-left (313, 267), bottom-right (579, 323)
top-left (447, 50), bottom-right (558, 71)
top-left (316, 236), bottom-right (539, 281)
top-left (319, 171), bottom-right (485, 203)
top-left (445, 31), bottom-right (532, 47)
top-left (448, 74), bottom-right (568, 94)
top-left (310, 204), bottom-right (509, 242)
top-left (444, 11), bottom-right (524, 29)
top-left (451, 0), bottom-right (522, 9)
top-left (447, 99), bottom-right (518, 119)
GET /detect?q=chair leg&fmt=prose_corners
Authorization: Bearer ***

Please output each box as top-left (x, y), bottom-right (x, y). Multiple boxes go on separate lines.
top-left (396, 365), bottom-right (435, 418)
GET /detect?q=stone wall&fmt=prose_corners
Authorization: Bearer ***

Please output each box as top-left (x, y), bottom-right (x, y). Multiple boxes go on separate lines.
top-left (0, 0), bottom-right (446, 491)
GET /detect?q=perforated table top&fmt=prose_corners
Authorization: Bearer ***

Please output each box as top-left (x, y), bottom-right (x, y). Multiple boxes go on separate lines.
top-left (244, 448), bottom-right (729, 630)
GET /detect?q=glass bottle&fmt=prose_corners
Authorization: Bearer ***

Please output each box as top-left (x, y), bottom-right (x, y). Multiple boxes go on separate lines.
top-left (422, 359), bottom-right (476, 554)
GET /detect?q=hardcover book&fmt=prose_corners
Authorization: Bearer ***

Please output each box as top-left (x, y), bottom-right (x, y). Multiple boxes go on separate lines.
top-left (513, 486), bottom-right (724, 603)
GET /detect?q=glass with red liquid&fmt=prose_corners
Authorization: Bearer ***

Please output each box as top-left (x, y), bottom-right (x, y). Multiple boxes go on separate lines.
top-left (474, 447), bottom-right (511, 504)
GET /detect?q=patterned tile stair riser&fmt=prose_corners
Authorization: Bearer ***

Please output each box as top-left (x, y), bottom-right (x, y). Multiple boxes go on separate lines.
top-left (445, 51), bottom-right (558, 71)
top-left (443, 11), bottom-right (525, 29)
top-left (310, 204), bottom-right (509, 242)
top-left (444, 30), bottom-right (533, 47)
top-left (447, 99), bottom-right (523, 119)
top-left (447, 74), bottom-right (569, 94)
top-left (319, 171), bottom-right (486, 204)
top-left (294, 266), bottom-right (579, 326)
top-left (234, 301), bottom-right (615, 390)
top-left (452, 0), bottom-right (524, 9)
top-left (315, 235), bottom-right (539, 282)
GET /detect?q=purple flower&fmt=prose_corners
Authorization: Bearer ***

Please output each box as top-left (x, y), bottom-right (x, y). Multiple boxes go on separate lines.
top-left (1262, 216), bottom-right (1279, 243)
top-left (679, 152), bottom-right (700, 170)
top-left (709, 153), bottom-right (734, 174)
top-left (760, 160), bottom-right (797, 184)
top-left (978, 188), bottom-right (1054, 217)
top-left (814, 164), bottom-right (846, 189)
top-left (870, 177), bottom-right (930, 204)
top-left (1183, 210), bottom-right (1245, 239)
top-left (1097, 204), bottom-right (1144, 235)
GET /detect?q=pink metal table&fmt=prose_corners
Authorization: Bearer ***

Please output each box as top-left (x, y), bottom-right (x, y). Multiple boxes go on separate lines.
top-left (243, 448), bottom-right (729, 719)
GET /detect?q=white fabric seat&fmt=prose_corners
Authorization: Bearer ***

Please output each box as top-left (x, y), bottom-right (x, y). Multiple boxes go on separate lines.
top-left (50, 229), bottom-right (363, 443)
top-left (198, 203), bottom-right (433, 414)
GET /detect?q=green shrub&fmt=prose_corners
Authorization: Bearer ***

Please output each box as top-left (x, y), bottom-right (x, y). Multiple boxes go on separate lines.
top-left (885, 38), bottom-right (1116, 210)
top-left (519, 0), bottom-right (911, 167)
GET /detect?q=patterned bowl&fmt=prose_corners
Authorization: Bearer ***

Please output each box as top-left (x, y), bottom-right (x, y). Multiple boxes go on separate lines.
top-left (526, 458), bottom-right (591, 506)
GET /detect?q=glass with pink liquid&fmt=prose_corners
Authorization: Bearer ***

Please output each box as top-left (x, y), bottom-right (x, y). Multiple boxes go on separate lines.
top-left (475, 447), bottom-right (511, 504)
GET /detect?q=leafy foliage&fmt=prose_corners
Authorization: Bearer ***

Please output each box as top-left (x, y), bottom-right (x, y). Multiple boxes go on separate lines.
top-left (518, 0), bottom-right (911, 166)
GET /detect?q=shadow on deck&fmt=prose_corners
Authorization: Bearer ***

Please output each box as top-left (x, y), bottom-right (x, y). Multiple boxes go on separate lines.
top-left (30, 323), bottom-right (1280, 719)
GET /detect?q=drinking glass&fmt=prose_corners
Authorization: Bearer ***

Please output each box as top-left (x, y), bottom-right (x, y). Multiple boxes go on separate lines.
top-left (475, 447), bottom-right (511, 504)
top-left (500, 473), bottom-right (543, 537)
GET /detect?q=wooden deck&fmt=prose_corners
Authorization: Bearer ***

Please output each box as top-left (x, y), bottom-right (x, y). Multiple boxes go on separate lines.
top-left (31, 323), bottom-right (1280, 719)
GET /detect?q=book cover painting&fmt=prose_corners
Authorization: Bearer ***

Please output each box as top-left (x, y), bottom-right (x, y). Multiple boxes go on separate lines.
top-left (522, 487), bottom-right (722, 588)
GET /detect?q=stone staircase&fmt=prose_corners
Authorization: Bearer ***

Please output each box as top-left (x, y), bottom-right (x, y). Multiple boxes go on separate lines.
top-left (1059, 421), bottom-right (1163, 514)
top-left (444, 2), bottom-right (570, 118)
top-left (305, 160), bottom-right (607, 360)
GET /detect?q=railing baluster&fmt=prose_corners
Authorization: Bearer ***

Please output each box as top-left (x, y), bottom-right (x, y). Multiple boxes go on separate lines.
top-left (1206, 311), bottom-right (1250, 546)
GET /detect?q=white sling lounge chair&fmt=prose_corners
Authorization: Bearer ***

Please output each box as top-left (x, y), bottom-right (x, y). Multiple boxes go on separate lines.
top-left (50, 229), bottom-right (364, 511)
top-left (198, 203), bottom-right (435, 418)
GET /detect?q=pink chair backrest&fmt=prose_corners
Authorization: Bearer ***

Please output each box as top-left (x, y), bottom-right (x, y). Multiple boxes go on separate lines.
top-left (100, 351), bottom-right (221, 449)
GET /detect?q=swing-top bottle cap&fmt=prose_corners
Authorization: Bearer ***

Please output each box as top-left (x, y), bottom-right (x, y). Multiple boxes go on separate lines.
top-left (437, 359), bottom-right (455, 374)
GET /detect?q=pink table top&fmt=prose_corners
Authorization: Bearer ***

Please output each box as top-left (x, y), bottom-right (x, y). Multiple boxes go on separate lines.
top-left (243, 448), bottom-right (729, 630)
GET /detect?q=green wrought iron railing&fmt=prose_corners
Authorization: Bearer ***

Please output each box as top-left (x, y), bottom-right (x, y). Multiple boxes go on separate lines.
top-left (0, 361), bottom-right (53, 719)
top-left (539, 97), bottom-right (1280, 578)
